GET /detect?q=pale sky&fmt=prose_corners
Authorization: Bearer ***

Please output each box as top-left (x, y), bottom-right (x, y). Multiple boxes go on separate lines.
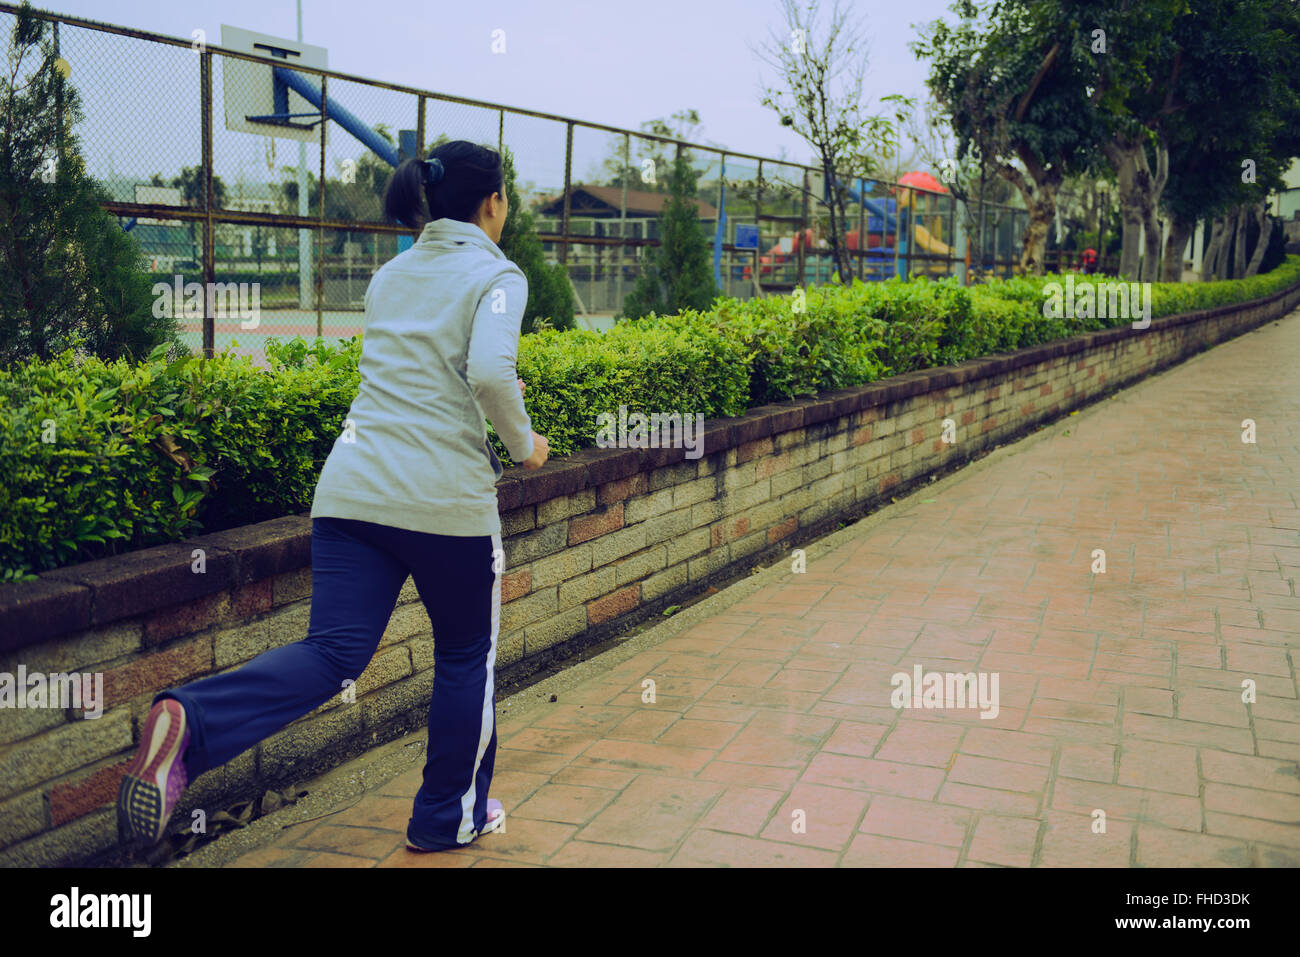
top-left (34, 0), bottom-right (962, 192)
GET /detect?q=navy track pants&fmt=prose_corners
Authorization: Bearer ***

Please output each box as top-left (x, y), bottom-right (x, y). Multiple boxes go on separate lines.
top-left (155, 516), bottom-right (502, 849)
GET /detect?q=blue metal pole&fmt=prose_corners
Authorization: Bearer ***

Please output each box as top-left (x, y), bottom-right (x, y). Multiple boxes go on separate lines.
top-left (273, 65), bottom-right (401, 168)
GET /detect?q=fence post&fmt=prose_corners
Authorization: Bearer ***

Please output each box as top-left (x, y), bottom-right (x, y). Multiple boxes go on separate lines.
top-left (951, 194), bottom-right (960, 279)
top-left (798, 168), bottom-right (808, 286)
top-left (956, 198), bottom-right (969, 286)
top-left (893, 184), bottom-right (901, 281)
top-left (560, 120), bottom-right (573, 267)
top-left (717, 152), bottom-right (726, 294)
top-left (753, 159), bottom-right (763, 298)
top-left (909, 186), bottom-right (917, 280)
top-left (858, 177), bottom-right (865, 281)
top-left (416, 95), bottom-right (426, 159)
top-left (616, 132), bottom-right (628, 312)
top-left (317, 75), bottom-right (328, 340)
top-left (200, 49), bottom-right (214, 358)
top-left (53, 22), bottom-right (62, 156)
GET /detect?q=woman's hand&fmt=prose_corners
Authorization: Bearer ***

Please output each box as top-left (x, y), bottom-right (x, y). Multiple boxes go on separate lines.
top-left (522, 431), bottom-right (549, 470)
top-left (517, 382), bottom-right (546, 468)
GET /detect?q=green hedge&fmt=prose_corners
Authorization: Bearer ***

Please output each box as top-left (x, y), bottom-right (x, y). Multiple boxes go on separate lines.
top-left (0, 338), bottom-right (359, 580)
top-left (3, 256), bottom-right (1298, 579)
top-left (511, 314), bottom-right (750, 457)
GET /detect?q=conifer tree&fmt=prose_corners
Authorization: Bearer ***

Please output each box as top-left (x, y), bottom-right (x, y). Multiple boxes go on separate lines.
top-left (0, 2), bottom-right (171, 365)
top-left (620, 151), bottom-right (721, 319)
top-left (498, 145), bottom-right (575, 332)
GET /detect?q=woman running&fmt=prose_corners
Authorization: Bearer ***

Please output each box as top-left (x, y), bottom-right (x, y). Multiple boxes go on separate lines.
top-left (117, 140), bottom-right (549, 854)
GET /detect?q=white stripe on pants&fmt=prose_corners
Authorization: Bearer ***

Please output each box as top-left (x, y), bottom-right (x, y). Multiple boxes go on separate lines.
top-left (456, 530), bottom-right (501, 843)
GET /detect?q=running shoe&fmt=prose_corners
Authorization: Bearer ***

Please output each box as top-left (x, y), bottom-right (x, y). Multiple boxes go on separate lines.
top-left (405, 798), bottom-right (505, 852)
top-left (117, 698), bottom-right (190, 845)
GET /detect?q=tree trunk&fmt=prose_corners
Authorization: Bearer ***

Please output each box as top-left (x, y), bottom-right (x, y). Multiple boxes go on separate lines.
top-left (1244, 203), bottom-right (1272, 277)
top-left (1010, 146), bottom-right (1061, 276)
top-left (834, 198), bottom-right (853, 286)
top-left (1215, 208), bottom-right (1236, 280)
top-left (1116, 205), bottom-right (1143, 280)
top-left (1141, 218), bottom-right (1162, 283)
top-left (1161, 214), bottom-right (1194, 282)
top-left (1103, 139), bottom-right (1138, 277)
top-left (1139, 142), bottom-right (1169, 283)
top-left (1232, 203), bottom-right (1248, 279)
top-left (1019, 190), bottom-right (1057, 275)
top-left (1200, 216), bottom-right (1225, 281)
top-left (1085, 182), bottom-right (1100, 235)
top-left (823, 167), bottom-right (854, 286)
top-left (1104, 135), bottom-right (1168, 282)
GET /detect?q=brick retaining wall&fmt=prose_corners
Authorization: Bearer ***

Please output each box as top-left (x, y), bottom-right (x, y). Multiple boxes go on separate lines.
top-left (2, 280), bottom-right (1299, 866)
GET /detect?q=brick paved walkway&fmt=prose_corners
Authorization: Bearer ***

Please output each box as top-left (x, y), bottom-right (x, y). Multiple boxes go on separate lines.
top-left (224, 310), bottom-right (1300, 868)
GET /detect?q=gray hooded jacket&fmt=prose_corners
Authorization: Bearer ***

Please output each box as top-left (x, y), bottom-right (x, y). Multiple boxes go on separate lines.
top-left (311, 217), bottom-right (535, 538)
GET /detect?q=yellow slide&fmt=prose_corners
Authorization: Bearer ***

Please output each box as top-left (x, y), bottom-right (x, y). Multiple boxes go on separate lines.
top-left (912, 222), bottom-right (952, 257)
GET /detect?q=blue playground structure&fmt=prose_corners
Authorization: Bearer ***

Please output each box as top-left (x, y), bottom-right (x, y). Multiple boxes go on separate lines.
top-left (746, 175), bottom-right (956, 284)
top-left (737, 178), bottom-right (908, 286)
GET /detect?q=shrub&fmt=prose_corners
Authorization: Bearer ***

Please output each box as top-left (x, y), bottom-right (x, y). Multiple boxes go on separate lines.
top-left (502, 311), bottom-right (749, 461)
top-left (710, 288), bottom-right (885, 403)
top-left (188, 337), bottom-right (360, 530)
top-left (0, 344), bottom-right (211, 579)
top-left (3, 255), bottom-right (1298, 577)
top-left (0, 338), bottom-right (360, 579)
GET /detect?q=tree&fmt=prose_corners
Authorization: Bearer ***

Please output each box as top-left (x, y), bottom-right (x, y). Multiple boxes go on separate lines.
top-left (498, 145), bottom-right (575, 332)
top-left (915, 0), bottom-right (1104, 275)
top-left (595, 110), bottom-right (718, 193)
top-left (1076, 0), bottom-right (1298, 281)
top-left (158, 164), bottom-right (227, 265)
top-left (276, 134), bottom-right (387, 255)
top-left (1073, 0), bottom-right (1187, 280)
top-left (753, 0), bottom-right (903, 285)
top-left (0, 2), bottom-right (171, 364)
top-left (171, 164), bottom-right (227, 210)
top-left (620, 151), bottom-right (720, 319)
top-left (1154, 0), bottom-right (1300, 280)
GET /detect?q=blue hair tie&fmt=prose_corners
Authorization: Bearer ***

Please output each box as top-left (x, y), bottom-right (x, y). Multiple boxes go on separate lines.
top-left (423, 158), bottom-right (444, 186)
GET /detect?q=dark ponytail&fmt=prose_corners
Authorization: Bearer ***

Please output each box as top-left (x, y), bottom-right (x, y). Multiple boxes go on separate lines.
top-left (384, 140), bottom-right (504, 230)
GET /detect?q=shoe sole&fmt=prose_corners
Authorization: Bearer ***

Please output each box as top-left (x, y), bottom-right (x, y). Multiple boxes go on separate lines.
top-left (117, 699), bottom-right (188, 846)
top-left (406, 804), bottom-right (505, 852)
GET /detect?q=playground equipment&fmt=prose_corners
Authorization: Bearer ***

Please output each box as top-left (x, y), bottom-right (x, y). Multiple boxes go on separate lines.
top-left (840, 174), bottom-right (954, 277)
top-left (741, 172), bottom-right (956, 285)
top-left (894, 170), bottom-right (954, 266)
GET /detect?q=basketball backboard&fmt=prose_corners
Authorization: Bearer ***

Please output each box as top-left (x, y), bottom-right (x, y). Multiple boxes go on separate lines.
top-left (220, 25), bottom-right (328, 144)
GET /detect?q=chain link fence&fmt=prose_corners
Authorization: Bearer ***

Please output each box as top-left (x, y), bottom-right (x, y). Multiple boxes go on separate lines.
top-left (3, 4), bottom-right (1031, 359)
